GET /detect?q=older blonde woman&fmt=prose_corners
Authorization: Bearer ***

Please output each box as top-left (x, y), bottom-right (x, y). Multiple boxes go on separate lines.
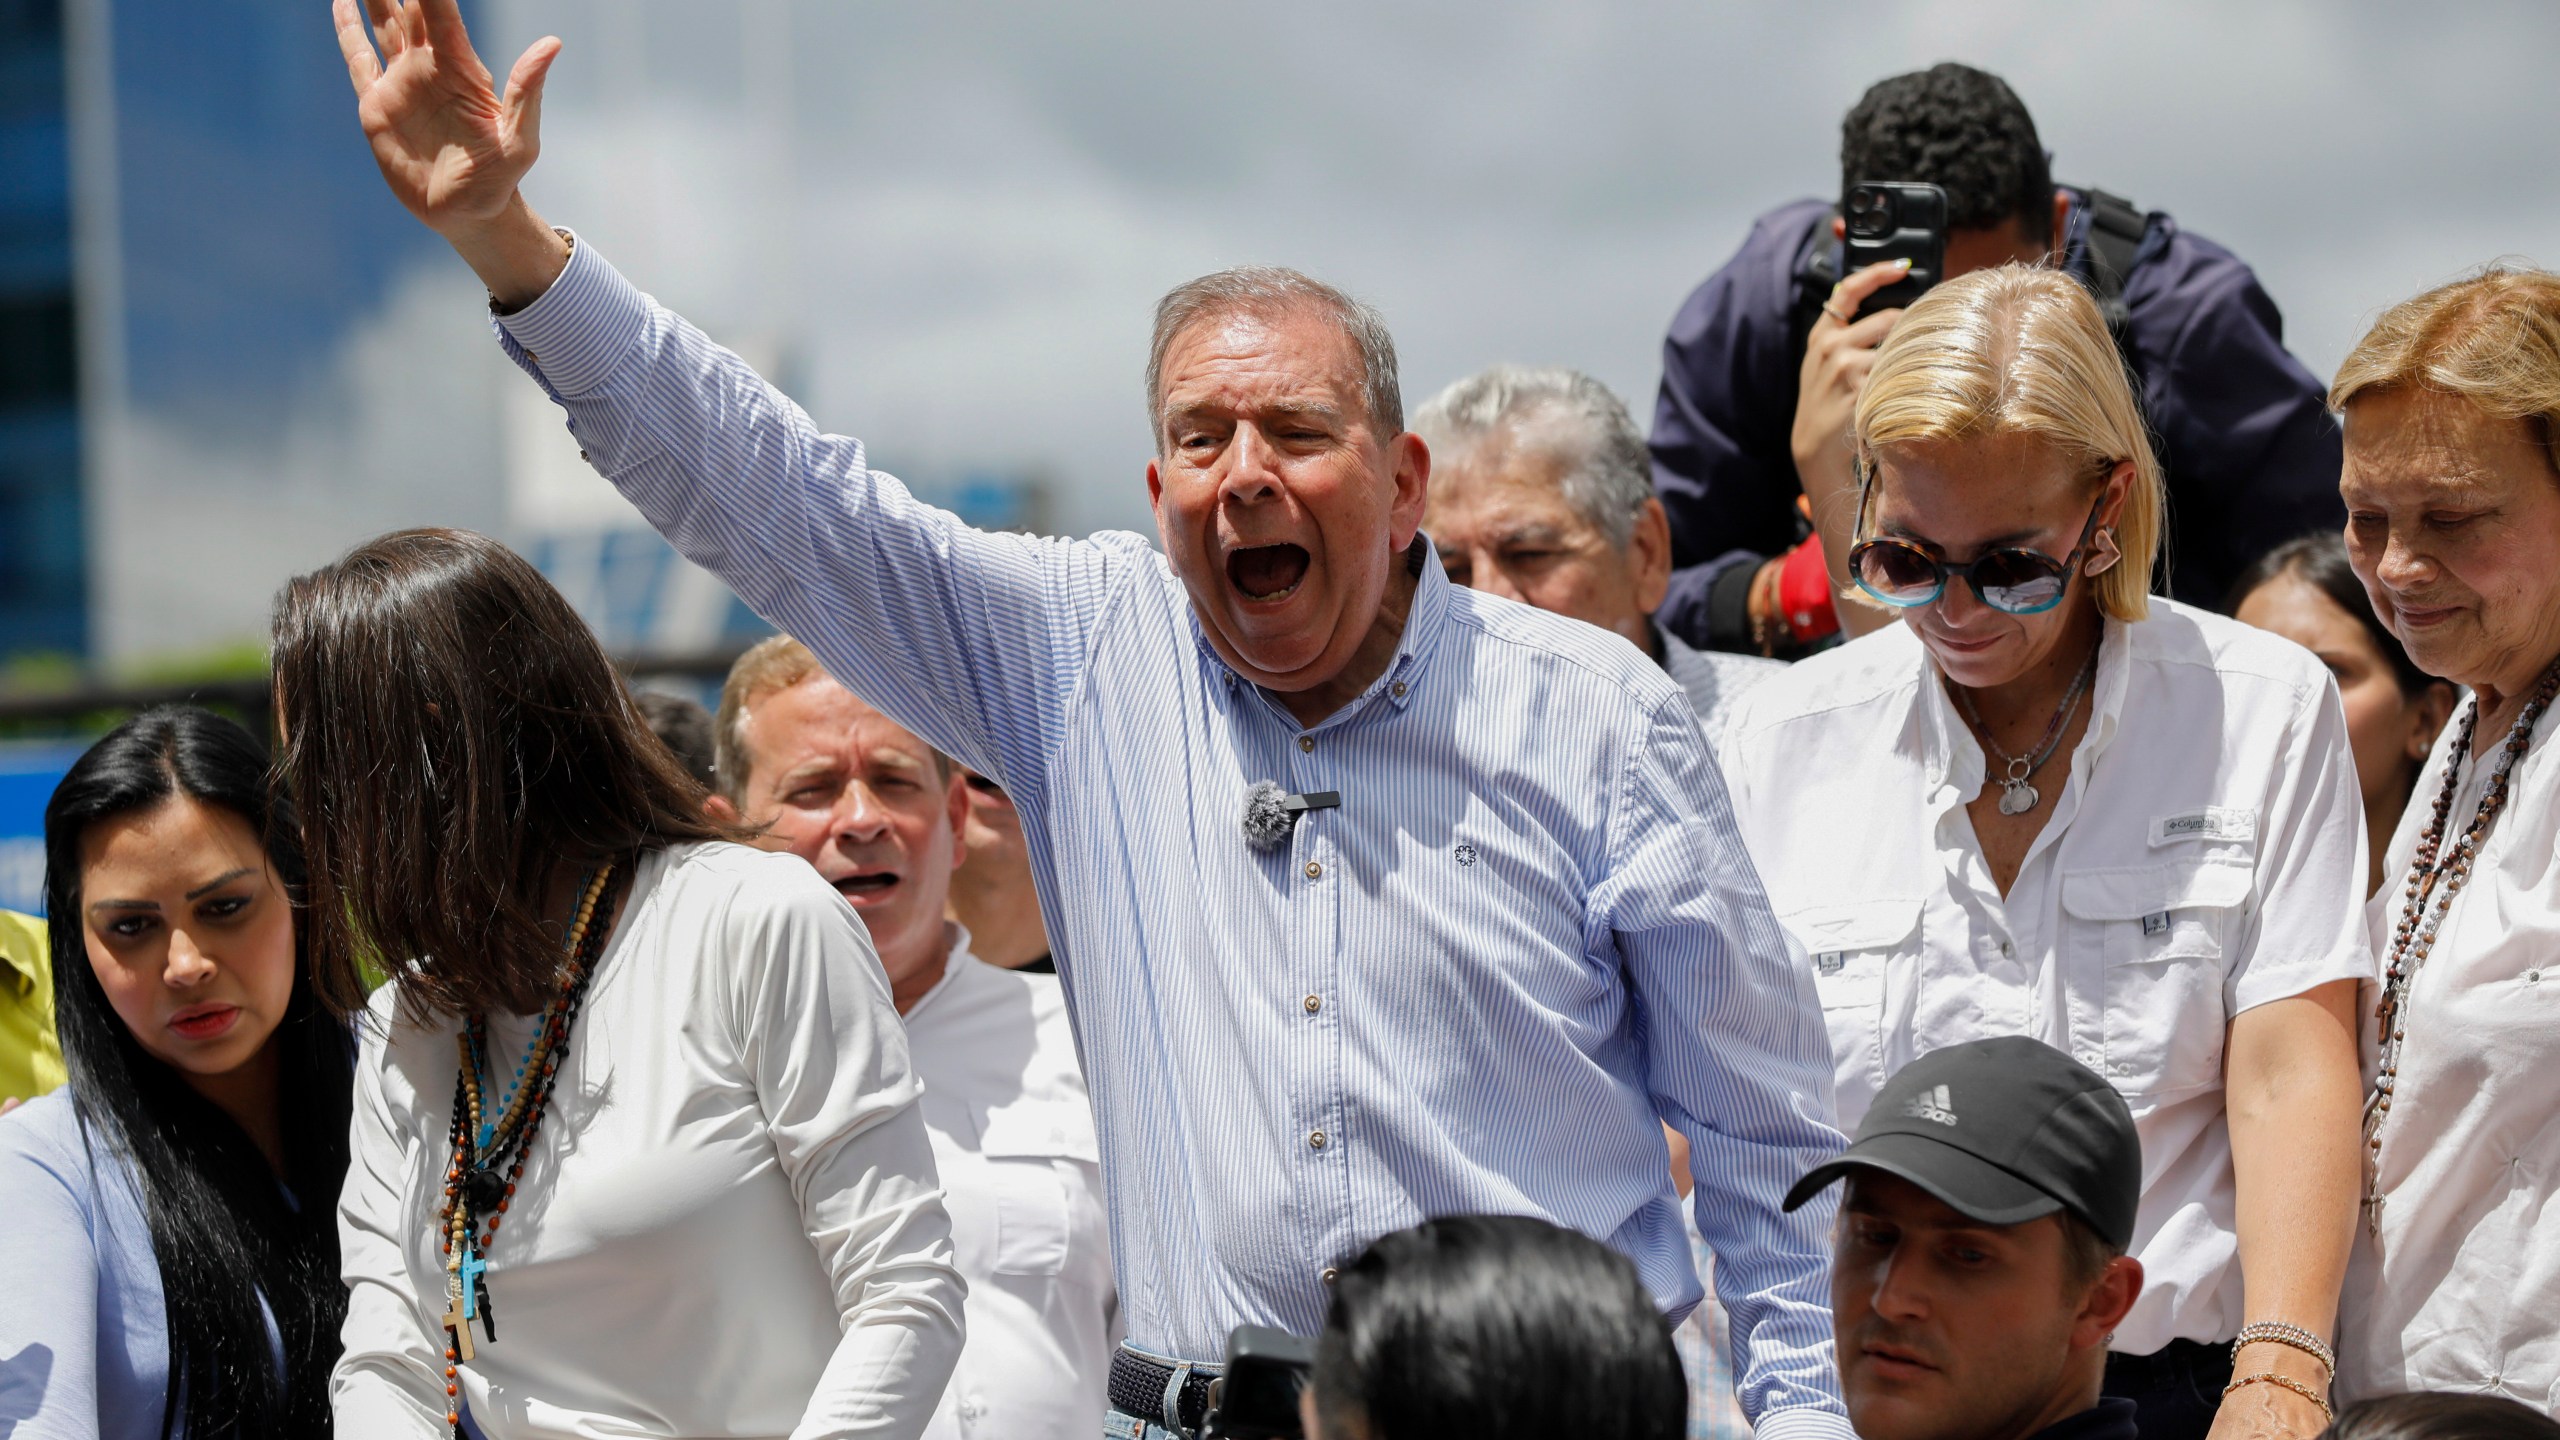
top-left (2331, 268), bottom-right (2560, 1407)
top-left (1720, 265), bottom-right (2369, 1440)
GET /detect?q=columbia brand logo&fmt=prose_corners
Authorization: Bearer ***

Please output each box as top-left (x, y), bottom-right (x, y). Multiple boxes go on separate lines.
top-left (1453, 843), bottom-right (1478, 866)
top-left (1903, 1083), bottom-right (1958, 1127)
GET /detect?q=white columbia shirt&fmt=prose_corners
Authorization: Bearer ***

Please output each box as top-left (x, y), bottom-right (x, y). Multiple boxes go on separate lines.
top-left (333, 842), bottom-right (966, 1439)
top-left (2340, 698), bottom-right (2560, 1407)
top-left (906, 936), bottom-right (1115, 1439)
top-left (1720, 603), bottom-right (2371, 1355)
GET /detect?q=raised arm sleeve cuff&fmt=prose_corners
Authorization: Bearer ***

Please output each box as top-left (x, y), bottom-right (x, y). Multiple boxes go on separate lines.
top-left (492, 230), bottom-right (651, 400)
top-left (1752, 1404), bottom-right (1859, 1440)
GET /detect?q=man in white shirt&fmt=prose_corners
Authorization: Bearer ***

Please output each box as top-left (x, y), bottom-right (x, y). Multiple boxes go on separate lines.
top-left (1413, 365), bottom-right (1782, 741)
top-left (1413, 364), bottom-right (1781, 1440)
top-left (711, 635), bottom-right (1116, 1440)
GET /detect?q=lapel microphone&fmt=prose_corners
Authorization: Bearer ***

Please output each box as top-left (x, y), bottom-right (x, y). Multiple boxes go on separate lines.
top-left (1243, 779), bottom-right (1342, 851)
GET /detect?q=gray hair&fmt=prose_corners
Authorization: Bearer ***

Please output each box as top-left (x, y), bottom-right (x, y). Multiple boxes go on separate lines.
top-left (1146, 267), bottom-right (1403, 451)
top-left (1411, 365), bottom-right (1654, 547)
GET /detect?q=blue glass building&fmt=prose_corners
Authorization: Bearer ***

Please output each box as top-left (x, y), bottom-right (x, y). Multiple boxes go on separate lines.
top-left (0, 0), bottom-right (83, 663)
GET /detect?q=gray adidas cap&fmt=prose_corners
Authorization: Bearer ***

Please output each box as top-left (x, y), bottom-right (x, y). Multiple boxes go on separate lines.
top-left (1783, 1035), bottom-right (2142, 1251)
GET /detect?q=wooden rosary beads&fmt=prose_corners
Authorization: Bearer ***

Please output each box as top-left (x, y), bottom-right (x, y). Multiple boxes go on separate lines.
top-left (436, 864), bottom-right (619, 1432)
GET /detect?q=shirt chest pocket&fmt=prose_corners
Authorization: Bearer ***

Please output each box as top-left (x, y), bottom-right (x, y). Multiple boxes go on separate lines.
top-left (958, 1102), bottom-right (1097, 1279)
top-left (2061, 859), bottom-right (2252, 1103)
top-left (1781, 898), bottom-right (1921, 1123)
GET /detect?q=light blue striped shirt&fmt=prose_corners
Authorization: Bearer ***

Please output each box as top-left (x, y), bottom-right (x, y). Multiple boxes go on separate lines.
top-left (494, 236), bottom-right (1852, 1436)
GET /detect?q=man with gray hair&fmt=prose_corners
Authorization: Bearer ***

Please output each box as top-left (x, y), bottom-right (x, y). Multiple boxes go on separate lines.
top-left (1416, 366), bottom-right (1782, 738)
top-left (337, 8), bottom-right (1852, 1439)
top-left (1419, 366), bottom-right (1780, 1440)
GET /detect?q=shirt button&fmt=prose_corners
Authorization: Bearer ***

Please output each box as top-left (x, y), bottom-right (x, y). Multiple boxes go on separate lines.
top-left (1391, 682), bottom-right (1408, 698)
top-left (1309, 1130), bottom-right (1328, 1150)
top-left (2000, 941), bottom-right (2015, 959)
top-left (1304, 994), bottom-right (1323, 1014)
top-left (2081, 1052), bottom-right (2104, 1069)
top-left (2529, 970), bottom-right (2544, 984)
top-left (1305, 861), bottom-right (1322, 880)
top-left (1321, 1266), bottom-right (1340, 1285)
top-left (1298, 735), bottom-right (1315, 752)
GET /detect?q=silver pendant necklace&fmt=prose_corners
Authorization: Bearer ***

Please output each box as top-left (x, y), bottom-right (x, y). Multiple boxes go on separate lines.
top-left (1952, 646), bottom-right (2099, 816)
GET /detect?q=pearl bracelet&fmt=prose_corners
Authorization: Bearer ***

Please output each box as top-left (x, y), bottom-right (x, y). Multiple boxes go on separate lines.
top-left (2231, 1321), bottom-right (2337, 1377)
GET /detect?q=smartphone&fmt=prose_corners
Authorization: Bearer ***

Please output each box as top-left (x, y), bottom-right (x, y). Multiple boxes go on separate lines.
top-left (1841, 181), bottom-right (1948, 319)
top-left (1206, 1326), bottom-right (1318, 1440)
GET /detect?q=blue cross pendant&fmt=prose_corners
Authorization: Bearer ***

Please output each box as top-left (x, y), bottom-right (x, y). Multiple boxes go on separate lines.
top-left (458, 1246), bottom-right (487, 1321)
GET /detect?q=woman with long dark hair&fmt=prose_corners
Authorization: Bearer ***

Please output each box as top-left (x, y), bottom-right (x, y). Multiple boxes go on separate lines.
top-left (0, 706), bottom-right (351, 1437)
top-left (295, 529), bottom-right (963, 1439)
top-left (2229, 532), bottom-right (2457, 896)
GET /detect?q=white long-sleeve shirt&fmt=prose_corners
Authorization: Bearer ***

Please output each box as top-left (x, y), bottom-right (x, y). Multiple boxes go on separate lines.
top-left (332, 841), bottom-right (967, 1440)
top-left (905, 939), bottom-right (1114, 1439)
top-left (2340, 698), bottom-right (2560, 1406)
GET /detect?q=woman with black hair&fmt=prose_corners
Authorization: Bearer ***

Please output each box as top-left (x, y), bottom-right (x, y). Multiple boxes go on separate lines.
top-left (292, 529), bottom-right (963, 1439)
top-left (0, 705), bottom-right (351, 1437)
top-left (1301, 1214), bottom-right (1687, 1440)
top-left (2230, 532), bottom-right (2458, 896)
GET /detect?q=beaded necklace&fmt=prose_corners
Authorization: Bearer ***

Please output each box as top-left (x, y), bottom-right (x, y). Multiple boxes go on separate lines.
top-left (436, 864), bottom-right (620, 1433)
top-left (2364, 658), bottom-right (2560, 1229)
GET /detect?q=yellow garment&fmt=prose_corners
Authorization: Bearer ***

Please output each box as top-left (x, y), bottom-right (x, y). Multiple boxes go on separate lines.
top-left (0, 909), bottom-right (66, 1103)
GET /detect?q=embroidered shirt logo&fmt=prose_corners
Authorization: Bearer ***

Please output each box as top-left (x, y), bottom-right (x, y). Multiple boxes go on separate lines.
top-left (1454, 843), bottom-right (1478, 866)
top-left (2149, 806), bottom-right (2257, 847)
top-left (1902, 1083), bottom-right (1959, 1127)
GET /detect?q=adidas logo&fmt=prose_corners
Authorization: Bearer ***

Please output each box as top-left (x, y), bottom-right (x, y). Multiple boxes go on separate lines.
top-left (1903, 1083), bottom-right (1959, 1127)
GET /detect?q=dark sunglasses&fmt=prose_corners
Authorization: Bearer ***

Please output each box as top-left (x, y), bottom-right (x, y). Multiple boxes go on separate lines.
top-left (1845, 463), bottom-right (2110, 616)
top-left (963, 772), bottom-right (1006, 796)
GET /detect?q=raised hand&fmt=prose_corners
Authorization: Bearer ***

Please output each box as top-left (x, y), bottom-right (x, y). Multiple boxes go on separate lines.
top-left (334, 0), bottom-right (571, 305)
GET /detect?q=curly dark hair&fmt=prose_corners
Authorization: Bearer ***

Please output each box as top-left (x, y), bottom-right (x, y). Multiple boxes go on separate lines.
top-left (1841, 62), bottom-right (2053, 242)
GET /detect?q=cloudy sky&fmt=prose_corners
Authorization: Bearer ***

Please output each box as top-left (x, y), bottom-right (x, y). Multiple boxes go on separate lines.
top-left (465, 0), bottom-right (2560, 543)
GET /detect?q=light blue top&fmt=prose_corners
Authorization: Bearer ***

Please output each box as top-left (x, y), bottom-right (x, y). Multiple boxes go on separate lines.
top-left (0, 1089), bottom-right (172, 1440)
top-left (494, 235), bottom-right (1853, 1437)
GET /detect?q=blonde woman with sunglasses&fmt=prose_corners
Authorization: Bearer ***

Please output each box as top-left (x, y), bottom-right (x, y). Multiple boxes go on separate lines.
top-left (1718, 265), bottom-right (2369, 1440)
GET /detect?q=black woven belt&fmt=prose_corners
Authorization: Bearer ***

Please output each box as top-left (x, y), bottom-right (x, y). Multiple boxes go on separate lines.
top-left (1108, 1346), bottom-right (1220, 1433)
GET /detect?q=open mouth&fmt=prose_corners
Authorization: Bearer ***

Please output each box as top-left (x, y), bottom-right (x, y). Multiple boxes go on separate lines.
top-left (835, 873), bottom-right (900, 902)
top-left (1227, 543), bottom-right (1311, 603)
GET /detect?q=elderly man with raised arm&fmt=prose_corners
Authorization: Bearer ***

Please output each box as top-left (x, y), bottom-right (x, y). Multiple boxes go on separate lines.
top-left (335, 7), bottom-right (1850, 1438)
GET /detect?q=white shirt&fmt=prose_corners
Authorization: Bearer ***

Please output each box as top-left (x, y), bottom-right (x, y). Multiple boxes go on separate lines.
top-left (905, 937), bottom-right (1114, 1440)
top-left (333, 842), bottom-right (967, 1440)
top-left (1720, 603), bottom-right (2371, 1355)
top-left (2340, 696), bottom-right (2560, 1407)
top-left (1658, 625), bottom-right (1785, 743)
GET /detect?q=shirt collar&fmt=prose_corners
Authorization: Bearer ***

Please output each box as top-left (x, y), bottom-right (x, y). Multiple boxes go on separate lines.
top-left (1916, 611), bottom-right (2132, 791)
top-left (1194, 536), bottom-right (1451, 722)
top-left (899, 921), bottom-right (974, 1024)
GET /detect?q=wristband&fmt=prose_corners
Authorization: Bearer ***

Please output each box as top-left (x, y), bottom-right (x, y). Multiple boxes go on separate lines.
top-left (1776, 534), bottom-right (1838, 644)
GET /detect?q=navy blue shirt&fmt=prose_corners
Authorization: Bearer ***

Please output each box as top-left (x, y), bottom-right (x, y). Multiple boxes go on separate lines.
top-left (1649, 193), bottom-right (2344, 651)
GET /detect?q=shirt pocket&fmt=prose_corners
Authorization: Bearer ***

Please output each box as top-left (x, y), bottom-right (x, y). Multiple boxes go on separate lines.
top-left (1780, 898), bottom-right (1922, 1125)
top-left (970, 1101), bottom-right (1095, 1278)
top-left (2061, 859), bottom-right (2251, 1104)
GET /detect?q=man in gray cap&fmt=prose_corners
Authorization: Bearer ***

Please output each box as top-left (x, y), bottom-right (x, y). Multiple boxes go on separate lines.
top-left (1787, 1038), bottom-right (2148, 1440)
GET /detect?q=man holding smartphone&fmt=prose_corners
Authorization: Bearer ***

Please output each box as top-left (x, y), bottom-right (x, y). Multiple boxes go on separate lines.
top-left (1649, 62), bottom-right (2342, 656)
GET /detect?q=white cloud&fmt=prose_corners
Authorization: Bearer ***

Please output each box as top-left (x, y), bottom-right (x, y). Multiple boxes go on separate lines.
top-left (461, 0), bottom-right (2560, 548)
